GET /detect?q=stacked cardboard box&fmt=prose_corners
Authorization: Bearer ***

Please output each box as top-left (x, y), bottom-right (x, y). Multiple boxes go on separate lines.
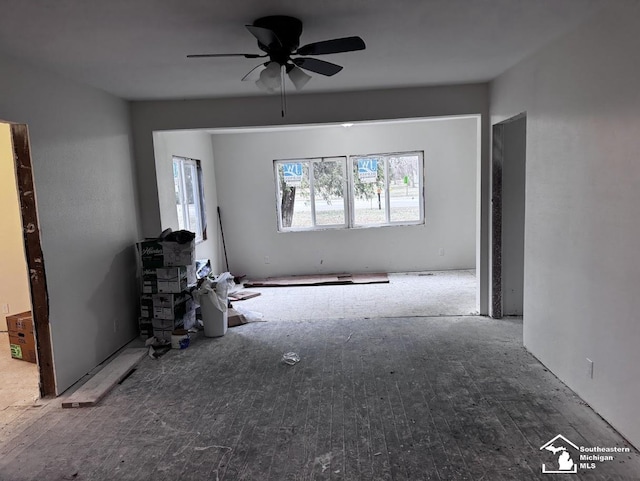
top-left (137, 237), bottom-right (197, 342)
top-left (6, 311), bottom-right (37, 363)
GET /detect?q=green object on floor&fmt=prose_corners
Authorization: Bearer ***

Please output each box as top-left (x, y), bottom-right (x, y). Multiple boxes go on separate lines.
top-left (10, 344), bottom-right (22, 359)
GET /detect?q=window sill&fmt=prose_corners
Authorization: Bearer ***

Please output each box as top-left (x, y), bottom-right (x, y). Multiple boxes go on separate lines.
top-left (278, 220), bottom-right (424, 233)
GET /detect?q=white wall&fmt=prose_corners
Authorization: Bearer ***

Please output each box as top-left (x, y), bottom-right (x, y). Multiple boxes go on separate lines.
top-left (153, 130), bottom-right (221, 272)
top-left (0, 52), bottom-right (140, 394)
top-left (212, 118), bottom-right (477, 277)
top-left (491, 2), bottom-right (640, 447)
top-left (131, 83), bottom-right (491, 312)
top-left (0, 124), bottom-right (32, 331)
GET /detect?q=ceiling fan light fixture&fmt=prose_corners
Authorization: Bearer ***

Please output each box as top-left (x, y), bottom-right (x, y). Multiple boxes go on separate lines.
top-left (255, 61), bottom-right (281, 92)
top-left (288, 65), bottom-right (311, 91)
top-left (188, 16), bottom-right (366, 115)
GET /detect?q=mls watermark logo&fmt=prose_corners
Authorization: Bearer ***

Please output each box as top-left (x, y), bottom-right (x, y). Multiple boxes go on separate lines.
top-left (539, 434), bottom-right (631, 474)
top-left (357, 158), bottom-right (378, 183)
top-left (282, 163), bottom-right (303, 187)
top-left (540, 435), bottom-right (579, 474)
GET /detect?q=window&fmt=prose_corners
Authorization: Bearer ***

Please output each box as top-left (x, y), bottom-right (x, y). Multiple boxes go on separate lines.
top-left (351, 152), bottom-right (423, 226)
top-left (275, 151), bottom-right (423, 231)
top-left (173, 156), bottom-right (207, 242)
top-left (275, 157), bottom-right (347, 230)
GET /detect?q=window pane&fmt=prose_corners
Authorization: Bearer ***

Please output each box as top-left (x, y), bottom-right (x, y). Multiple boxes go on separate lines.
top-left (278, 162), bottom-right (311, 228)
top-left (389, 155), bottom-right (421, 222)
top-left (353, 157), bottom-right (386, 225)
top-left (173, 157), bottom-right (206, 241)
top-left (173, 160), bottom-right (186, 231)
top-left (184, 163), bottom-right (198, 231)
top-left (313, 159), bottom-right (345, 226)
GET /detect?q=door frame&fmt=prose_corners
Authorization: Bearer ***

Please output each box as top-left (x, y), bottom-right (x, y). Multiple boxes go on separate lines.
top-left (8, 123), bottom-right (56, 396)
top-left (490, 112), bottom-right (526, 319)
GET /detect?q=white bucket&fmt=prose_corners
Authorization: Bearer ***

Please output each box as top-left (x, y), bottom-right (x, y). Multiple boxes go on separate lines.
top-left (200, 296), bottom-right (228, 337)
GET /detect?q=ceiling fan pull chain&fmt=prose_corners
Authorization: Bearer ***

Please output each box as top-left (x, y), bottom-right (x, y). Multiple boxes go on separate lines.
top-left (281, 64), bottom-right (286, 118)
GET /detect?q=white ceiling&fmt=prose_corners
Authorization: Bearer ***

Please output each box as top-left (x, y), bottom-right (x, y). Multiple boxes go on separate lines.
top-left (0, 0), bottom-right (606, 101)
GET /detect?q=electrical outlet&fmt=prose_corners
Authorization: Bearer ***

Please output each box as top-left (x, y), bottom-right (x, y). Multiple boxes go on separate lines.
top-left (264, 256), bottom-right (270, 264)
top-left (439, 248), bottom-right (445, 256)
top-left (1, 304), bottom-right (9, 314)
top-left (586, 358), bottom-right (594, 379)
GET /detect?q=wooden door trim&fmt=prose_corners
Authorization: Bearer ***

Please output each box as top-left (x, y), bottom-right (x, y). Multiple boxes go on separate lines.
top-left (10, 124), bottom-right (55, 397)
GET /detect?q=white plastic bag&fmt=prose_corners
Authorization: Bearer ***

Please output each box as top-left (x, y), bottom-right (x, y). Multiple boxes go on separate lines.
top-left (233, 305), bottom-right (264, 323)
top-left (193, 272), bottom-right (234, 337)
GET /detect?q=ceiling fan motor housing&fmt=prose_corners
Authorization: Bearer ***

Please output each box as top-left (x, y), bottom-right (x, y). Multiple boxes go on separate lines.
top-left (253, 15), bottom-right (303, 64)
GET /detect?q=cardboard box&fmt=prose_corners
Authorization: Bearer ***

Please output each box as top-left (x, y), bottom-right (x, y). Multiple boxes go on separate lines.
top-left (9, 331), bottom-right (37, 363)
top-left (160, 240), bottom-right (195, 267)
top-left (140, 295), bottom-right (154, 319)
top-left (141, 268), bottom-right (159, 294)
top-left (227, 308), bottom-right (248, 328)
top-left (152, 328), bottom-right (173, 342)
top-left (6, 311), bottom-right (33, 333)
top-left (141, 266), bottom-right (196, 294)
top-left (152, 293), bottom-right (193, 320)
top-left (138, 239), bottom-right (195, 268)
top-left (152, 318), bottom-right (182, 330)
top-left (152, 304), bottom-right (196, 328)
top-left (151, 311), bottom-right (190, 342)
top-left (138, 318), bottom-right (153, 339)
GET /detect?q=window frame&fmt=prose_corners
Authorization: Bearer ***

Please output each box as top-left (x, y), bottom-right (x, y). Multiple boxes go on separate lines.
top-left (349, 151), bottom-right (425, 228)
top-left (274, 157), bottom-right (348, 232)
top-left (173, 156), bottom-right (207, 243)
top-left (274, 150), bottom-right (424, 232)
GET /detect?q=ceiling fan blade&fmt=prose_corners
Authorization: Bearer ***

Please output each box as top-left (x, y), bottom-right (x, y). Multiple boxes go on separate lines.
top-left (293, 57), bottom-right (343, 76)
top-left (241, 63), bottom-right (266, 82)
top-left (245, 25), bottom-right (282, 49)
top-left (297, 36), bottom-right (365, 56)
top-left (187, 53), bottom-right (265, 59)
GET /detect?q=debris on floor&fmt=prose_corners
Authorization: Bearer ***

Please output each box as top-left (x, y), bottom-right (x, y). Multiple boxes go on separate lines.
top-left (244, 273), bottom-right (389, 287)
top-left (228, 290), bottom-right (261, 301)
top-left (147, 344), bottom-right (171, 360)
top-left (282, 352), bottom-right (300, 365)
top-left (227, 308), bottom-right (247, 328)
top-left (145, 335), bottom-right (172, 359)
top-left (232, 305), bottom-right (263, 323)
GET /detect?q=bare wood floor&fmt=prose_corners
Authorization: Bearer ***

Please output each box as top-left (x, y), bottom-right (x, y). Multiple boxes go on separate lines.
top-left (0, 315), bottom-right (638, 480)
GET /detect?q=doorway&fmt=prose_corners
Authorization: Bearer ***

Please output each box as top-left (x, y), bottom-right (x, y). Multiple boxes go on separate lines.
top-left (153, 116), bottom-right (481, 316)
top-left (491, 114), bottom-right (526, 318)
top-left (0, 122), bottom-right (55, 404)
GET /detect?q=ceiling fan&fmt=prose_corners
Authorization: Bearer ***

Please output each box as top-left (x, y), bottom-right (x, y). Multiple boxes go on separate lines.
top-left (187, 15), bottom-right (366, 116)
